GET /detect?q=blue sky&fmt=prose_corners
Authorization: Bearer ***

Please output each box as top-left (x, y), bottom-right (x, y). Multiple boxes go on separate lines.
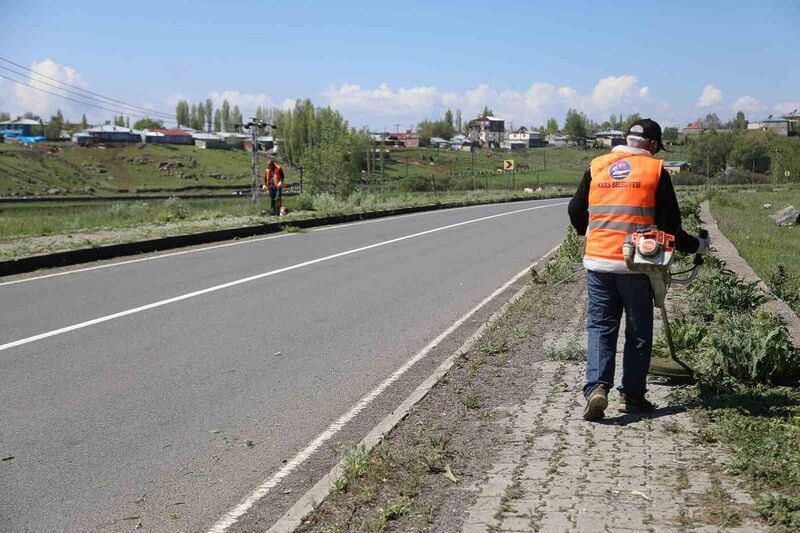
top-left (1, 0), bottom-right (798, 128)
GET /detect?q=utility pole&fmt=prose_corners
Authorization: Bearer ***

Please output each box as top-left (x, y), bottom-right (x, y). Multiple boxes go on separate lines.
top-left (243, 117), bottom-right (272, 203)
top-left (471, 146), bottom-right (476, 190)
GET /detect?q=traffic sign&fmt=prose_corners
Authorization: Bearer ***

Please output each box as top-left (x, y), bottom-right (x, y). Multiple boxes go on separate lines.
top-left (786, 170), bottom-right (791, 177)
top-left (504, 159), bottom-right (515, 171)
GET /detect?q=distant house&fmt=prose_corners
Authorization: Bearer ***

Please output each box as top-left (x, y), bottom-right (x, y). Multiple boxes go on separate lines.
top-left (500, 140), bottom-right (527, 151)
top-left (242, 135), bottom-right (275, 152)
top-left (72, 124), bottom-right (141, 145)
top-left (663, 161), bottom-right (691, 174)
top-left (748, 117), bottom-right (790, 136)
top-left (506, 127), bottom-right (545, 148)
top-left (192, 133), bottom-right (226, 150)
top-left (0, 117), bottom-right (45, 141)
top-left (467, 115), bottom-right (505, 147)
top-left (683, 122), bottom-right (704, 135)
top-left (593, 129), bottom-right (626, 148)
top-left (142, 128), bottom-right (193, 145)
top-left (429, 136), bottom-right (450, 148)
top-left (546, 133), bottom-right (573, 146)
top-left (448, 134), bottom-right (473, 151)
top-left (388, 130), bottom-right (419, 148)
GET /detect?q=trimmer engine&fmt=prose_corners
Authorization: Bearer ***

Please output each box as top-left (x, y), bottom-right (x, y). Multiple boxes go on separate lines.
top-left (622, 228), bottom-right (676, 308)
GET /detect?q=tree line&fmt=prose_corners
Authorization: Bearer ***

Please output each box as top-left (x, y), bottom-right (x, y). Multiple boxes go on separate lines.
top-left (686, 130), bottom-right (799, 182)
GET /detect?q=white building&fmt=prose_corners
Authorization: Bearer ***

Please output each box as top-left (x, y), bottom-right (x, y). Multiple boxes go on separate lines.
top-left (467, 115), bottom-right (505, 147)
top-left (506, 127), bottom-right (545, 148)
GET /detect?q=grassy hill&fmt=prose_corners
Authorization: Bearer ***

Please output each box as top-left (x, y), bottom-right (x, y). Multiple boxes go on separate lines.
top-left (0, 142), bottom-right (295, 197)
top-left (1, 141), bottom-right (693, 198)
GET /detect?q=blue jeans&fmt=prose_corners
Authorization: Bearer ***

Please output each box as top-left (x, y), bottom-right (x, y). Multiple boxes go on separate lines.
top-left (584, 270), bottom-right (653, 399)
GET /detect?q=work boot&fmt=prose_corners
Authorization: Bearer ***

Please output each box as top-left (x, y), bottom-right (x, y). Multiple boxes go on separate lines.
top-left (618, 393), bottom-right (656, 414)
top-left (583, 385), bottom-right (608, 421)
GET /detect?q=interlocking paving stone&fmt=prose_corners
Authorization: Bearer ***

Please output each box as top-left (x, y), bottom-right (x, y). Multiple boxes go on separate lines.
top-left (461, 295), bottom-right (763, 532)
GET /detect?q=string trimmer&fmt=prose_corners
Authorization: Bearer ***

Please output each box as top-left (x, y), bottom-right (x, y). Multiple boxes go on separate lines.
top-left (622, 227), bottom-right (709, 380)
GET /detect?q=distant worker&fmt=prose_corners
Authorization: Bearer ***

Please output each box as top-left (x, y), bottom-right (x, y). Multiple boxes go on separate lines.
top-left (263, 159), bottom-right (285, 215)
top-left (567, 119), bottom-right (709, 421)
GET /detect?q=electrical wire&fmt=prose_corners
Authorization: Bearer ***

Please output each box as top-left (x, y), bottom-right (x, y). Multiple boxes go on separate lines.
top-left (0, 73), bottom-right (175, 123)
top-left (0, 57), bottom-right (176, 120)
top-left (0, 64), bottom-right (175, 121)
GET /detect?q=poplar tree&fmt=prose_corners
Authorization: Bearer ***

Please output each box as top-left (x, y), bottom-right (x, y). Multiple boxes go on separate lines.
top-left (213, 109), bottom-right (221, 132)
top-left (205, 98), bottom-right (213, 132)
top-left (221, 100), bottom-right (231, 132)
top-left (175, 100), bottom-right (190, 127)
top-left (231, 105), bottom-right (242, 131)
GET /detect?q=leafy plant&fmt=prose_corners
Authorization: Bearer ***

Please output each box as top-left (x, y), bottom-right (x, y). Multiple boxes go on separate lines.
top-left (756, 493), bottom-right (800, 528)
top-left (698, 311), bottom-right (800, 386)
top-left (295, 194), bottom-right (315, 211)
top-left (689, 269), bottom-right (766, 320)
top-left (542, 226), bottom-right (583, 283)
top-left (347, 191), bottom-right (377, 210)
top-left (770, 264), bottom-right (800, 314)
top-left (311, 193), bottom-right (346, 214)
top-left (162, 197), bottom-right (188, 220)
top-left (546, 340), bottom-right (586, 361)
top-left (653, 314), bottom-right (708, 359)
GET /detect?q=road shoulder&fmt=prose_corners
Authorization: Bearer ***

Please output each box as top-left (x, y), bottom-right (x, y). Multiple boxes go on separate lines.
top-left (291, 253), bottom-right (765, 532)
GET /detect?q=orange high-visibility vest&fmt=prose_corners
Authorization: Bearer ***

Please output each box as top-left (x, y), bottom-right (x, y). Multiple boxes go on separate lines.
top-left (584, 152), bottom-right (662, 266)
top-left (265, 165), bottom-right (284, 188)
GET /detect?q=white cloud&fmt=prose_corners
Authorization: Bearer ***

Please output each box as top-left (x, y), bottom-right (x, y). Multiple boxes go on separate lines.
top-left (697, 84), bottom-right (723, 107)
top-left (321, 75), bottom-right (660, 128)
top-left (164, 92), bottom-right (187, 108)
top-left (731, 95), bottom-right (762, 113)
top-left (207, 90), bottom-right (275, 117)
top-left (773, 101), bottom-right (800, 115)
top-left (0, 59), bottom-right (88, 119)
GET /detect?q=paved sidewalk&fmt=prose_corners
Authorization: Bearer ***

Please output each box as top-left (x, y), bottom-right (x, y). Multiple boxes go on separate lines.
top-left (461, 305), bottom-right (762, 532)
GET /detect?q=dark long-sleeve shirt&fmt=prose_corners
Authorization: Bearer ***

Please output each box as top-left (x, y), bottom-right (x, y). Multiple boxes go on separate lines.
top-left (568, 167), bottom-right (699, 254)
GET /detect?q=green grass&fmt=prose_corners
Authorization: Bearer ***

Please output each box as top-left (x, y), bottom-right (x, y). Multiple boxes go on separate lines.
top-left (0, 141), bottom-right (281, 196)
top-left (0, 197), bottom-right (271, 239)
top-left (710, 187), bottom-right (800, 312)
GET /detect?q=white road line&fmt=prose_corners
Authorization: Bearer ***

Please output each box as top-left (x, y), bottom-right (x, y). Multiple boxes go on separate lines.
top-left (0, 201), bottom-right (567, 353)
top-left (207, 247), bottom-right (557, 533)
top-left (266, 243), bottom-right (561, 533)
top-left (0, 233), bottom-right (293, 288)
top-left (0, 200), bottom-right (537, 287)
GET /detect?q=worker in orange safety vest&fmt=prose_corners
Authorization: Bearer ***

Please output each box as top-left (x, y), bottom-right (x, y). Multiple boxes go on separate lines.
top-left (568, 119), bottom-right (709, 421)
top-left (263, 159), bottom-right (285, 215)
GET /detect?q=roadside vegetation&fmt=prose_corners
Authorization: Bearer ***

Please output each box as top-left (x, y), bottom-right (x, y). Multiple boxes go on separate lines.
top-left (300, 194), bottom-right (800, 531)
top-left (709, 187), bottom-right (800, 314)
top-left (0, 189), bottom-right (567, 259)
top-left (656, 196), bottom-right (800, 529)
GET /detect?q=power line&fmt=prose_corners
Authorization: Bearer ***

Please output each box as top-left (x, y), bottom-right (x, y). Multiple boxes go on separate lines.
top-left (0, 64), bottom-right (175, 121)
top-left (0, 56), bottom-right (176, 120)
top-left (0, 73), bottom-right (176, 123)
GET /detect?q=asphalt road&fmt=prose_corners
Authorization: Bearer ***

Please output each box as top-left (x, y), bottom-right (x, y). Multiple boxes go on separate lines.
top-left (0, 199), bottom-right (569, 532)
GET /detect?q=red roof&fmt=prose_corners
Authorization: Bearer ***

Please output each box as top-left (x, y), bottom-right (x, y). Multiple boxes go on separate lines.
top-left (149, 128), bottom-right (191, 136)
top-left (684, 122), bottom-right (703, 130)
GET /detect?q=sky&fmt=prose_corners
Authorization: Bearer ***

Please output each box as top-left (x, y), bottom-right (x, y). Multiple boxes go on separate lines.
top-left (1, 0), bottom-right (799, 129)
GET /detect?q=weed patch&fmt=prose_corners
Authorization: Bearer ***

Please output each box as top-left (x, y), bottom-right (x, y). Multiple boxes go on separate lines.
top-left (545, 340), bottom-right (585, 362)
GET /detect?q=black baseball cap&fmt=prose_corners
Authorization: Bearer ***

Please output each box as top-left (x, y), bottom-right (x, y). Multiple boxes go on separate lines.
top-left (627, 118), bottom-right (666, 152)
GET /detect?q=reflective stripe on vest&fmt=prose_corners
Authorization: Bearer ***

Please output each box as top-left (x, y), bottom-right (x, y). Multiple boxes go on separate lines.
top-left (584, 152), bottom-right (662, 264)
